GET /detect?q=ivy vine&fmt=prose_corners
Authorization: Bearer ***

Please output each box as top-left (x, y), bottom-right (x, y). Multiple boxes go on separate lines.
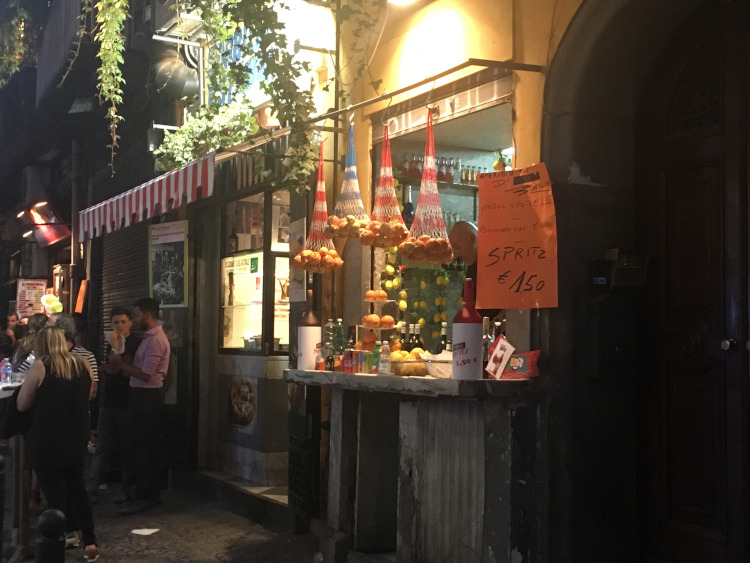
top-left (0, 0), bottom-right (37, 87)
top-left (153, 0), bottom-right (318, 192)
top-left (94, 0), bottom-right (128, 166)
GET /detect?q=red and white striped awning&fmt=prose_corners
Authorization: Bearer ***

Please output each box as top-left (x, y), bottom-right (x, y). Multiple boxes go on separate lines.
top-left (79, 152), bottom-right (216, 240)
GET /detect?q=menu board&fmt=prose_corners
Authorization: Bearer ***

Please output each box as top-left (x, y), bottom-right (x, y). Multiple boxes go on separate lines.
top-left (17, 279), bottom-right (48, 317)
top-left (476, 163), bottom-right (558, 309)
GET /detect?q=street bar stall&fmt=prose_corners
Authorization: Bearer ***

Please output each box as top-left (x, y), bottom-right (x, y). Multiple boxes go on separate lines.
top-left (285, 105), bottom-right (556, 560)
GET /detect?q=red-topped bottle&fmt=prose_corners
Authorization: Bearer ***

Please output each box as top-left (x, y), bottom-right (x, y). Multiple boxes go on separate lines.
top-left (297, 289), bottom-right (322, 370)
top-left (452, 278), bottom-right (483, 380)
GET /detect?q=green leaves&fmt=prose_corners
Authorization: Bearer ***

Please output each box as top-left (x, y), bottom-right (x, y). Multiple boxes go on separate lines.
top-left (94, 0), bottom-right (129, 166)
top-left (157, 0), bottom-right (319, 191)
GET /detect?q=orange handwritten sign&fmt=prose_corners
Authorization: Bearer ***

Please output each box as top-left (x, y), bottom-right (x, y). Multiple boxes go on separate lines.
top-left (476, 163), bottom-right (558, 309)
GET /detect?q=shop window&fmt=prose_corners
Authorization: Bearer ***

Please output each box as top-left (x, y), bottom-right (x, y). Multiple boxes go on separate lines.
top-left (221, 189), bottom-right (290, 353)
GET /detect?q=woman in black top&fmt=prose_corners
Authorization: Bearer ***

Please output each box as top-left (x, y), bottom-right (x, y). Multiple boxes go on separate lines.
top-left (17, 325), bottom-right (99, 561)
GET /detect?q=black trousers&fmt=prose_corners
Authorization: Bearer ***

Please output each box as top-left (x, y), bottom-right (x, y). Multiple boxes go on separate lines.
top-left (34, 458), bottom-right (96, 546)
top-left (124, 388), bottom-right (164, 502)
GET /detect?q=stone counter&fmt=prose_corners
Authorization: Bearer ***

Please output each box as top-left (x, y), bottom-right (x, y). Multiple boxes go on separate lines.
top-left (285, 369), bottom-right (549, 563)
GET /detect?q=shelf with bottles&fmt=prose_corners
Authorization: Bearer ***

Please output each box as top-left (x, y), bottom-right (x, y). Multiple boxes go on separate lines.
top-left (399, 177), bottom-right (478, 194)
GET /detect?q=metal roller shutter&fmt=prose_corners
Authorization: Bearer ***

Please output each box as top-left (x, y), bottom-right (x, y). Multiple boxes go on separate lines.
top-left (99, 223), bottom-right (149, 358)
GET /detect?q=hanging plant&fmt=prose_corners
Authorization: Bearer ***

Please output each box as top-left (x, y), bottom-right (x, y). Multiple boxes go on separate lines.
top-left (0, 0), bottom-right (37, 86)
top-left (94, 0), bottom-right (129, 166)
top-left (154, 95), bottom-right (260, 171)
top-left (151, 0), bottom-right (319, 191)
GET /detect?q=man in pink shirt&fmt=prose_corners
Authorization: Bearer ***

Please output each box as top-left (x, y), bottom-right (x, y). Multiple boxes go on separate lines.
top-left (110, 297), bottom-right (170, 514)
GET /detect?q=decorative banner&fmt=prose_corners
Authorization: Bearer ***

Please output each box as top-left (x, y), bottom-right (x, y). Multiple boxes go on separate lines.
top-left (150, 220), bottom-right (188, 307)
top-left (476, 163), bottom-right (558, 309)
top-left (16, 279), bottom-right (48, 318)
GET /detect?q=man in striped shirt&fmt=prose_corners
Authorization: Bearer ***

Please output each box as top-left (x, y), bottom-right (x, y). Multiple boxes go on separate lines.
top-left (49, 313), bottom-right (98, 399)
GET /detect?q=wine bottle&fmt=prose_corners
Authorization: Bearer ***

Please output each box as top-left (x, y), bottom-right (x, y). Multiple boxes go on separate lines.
top-left (482, 317), bottom-right (493, 377)
top-left (297, 289), bottom-right (322, 371)
top-left (452, 278), bottom-right (483, 380)
top-left (438, 321), bottom-right (448, 353)
top-left (227, 227), bottom-right (239, 254)
top-left (400, 322), bottom-right (411, 352)
top-left (402, 185), bottom-right (415, 229)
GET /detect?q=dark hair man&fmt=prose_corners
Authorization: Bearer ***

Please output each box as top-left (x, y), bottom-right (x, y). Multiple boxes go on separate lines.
top-left (88, 306), bottom-right (141, 503)
top-left (6, 312), bottom-right (19, 345)
top-left (109, 297), bottom-right (170, 514)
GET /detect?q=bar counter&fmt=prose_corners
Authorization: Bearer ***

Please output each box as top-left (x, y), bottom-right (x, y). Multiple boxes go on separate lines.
top-left (284, 369), bottom-right (549, 563)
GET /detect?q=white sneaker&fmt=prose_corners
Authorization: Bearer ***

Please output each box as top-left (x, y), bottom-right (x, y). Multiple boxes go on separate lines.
top-left (65, 531), bottom-right (81, 548)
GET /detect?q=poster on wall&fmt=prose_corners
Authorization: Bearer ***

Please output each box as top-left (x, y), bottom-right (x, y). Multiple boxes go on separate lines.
top-left (476, 163), bottom-right (558, 309)
top-left (16, 279), bottom-right (48, 318)
top-left (150, 220), bottom-right (188, 307)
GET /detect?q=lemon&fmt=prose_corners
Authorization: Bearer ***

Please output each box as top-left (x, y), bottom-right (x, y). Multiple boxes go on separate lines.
top-left (386, 265), bottom-right (395, 275)
top-left (432, 330), bottom-right (440, 339)
top-left (420, 280), bottom-right (426, 290)
top-left (411, 347), bottom-right (425, 356)
top-left (493, 159), bottom-right (503, 171)
top-left (441, 312), bottom-right (448, 321)
top-left (390, 246), bottom-right (398, 254)
top-left (419, 300), bottom-right (427, 309)
top-left (418, 317), bottom-right (426, 327)
top-left (433, 313), bottom-right (441, 323)
top-left (399, 300), bottom-right (408, 311)
top-left (387, 253), bottom-right (397, 265)
top-left (434, 296), bottom-right (442, 306)
top-left (392, 277), bottom-right (401, 289)
top-left (412, 301), bottom-right (420, 310)
top-left (384, 280), bottom-right (393, 290)
top-left (399, 290), bottom-right (408, 300)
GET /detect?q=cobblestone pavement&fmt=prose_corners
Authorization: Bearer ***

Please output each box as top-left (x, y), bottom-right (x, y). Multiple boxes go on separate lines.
top-left (1, 445), bottom-right (320, 562)
top-left (62, 484), bottom-right (320, 562)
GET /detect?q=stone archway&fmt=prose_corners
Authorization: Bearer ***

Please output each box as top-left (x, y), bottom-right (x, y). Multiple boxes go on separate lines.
top-left (539, 1), bottom-right (741, 561)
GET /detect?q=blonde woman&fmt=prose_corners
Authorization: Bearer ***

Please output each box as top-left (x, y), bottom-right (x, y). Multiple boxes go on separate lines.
top-left (17, 325), bottom-right (99, 561)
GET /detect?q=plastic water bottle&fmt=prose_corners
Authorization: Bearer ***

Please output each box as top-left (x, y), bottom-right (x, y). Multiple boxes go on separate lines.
top-left (1, 358), bottom-right (12, 384)
top-left (379, 340), bottom-right (391, 374)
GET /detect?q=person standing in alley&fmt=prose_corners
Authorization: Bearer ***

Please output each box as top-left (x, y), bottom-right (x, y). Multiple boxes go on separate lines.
top-left (17, 325), bottom-right (100, 561)
top-left (110, 297), bottom-right (170, 515)
top-left (87, 306), bottom-right (141, 503)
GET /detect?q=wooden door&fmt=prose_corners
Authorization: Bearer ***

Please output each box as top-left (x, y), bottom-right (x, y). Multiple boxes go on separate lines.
top-left (635, 2), bottom-right (748, 562)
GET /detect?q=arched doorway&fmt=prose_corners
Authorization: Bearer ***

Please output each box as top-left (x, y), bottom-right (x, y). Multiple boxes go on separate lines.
top-left (543, 0), bottom-right (748, 561)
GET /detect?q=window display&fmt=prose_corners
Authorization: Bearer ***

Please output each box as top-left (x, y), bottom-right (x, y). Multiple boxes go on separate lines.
top-left (221, 189), bottom-right (291, 352)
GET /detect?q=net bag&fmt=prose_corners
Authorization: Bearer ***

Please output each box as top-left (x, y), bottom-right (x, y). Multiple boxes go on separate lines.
top-left (360, 125), bottom-right (409, 248)
top-left (398, 110), bottom-right (453, 264)
top-left (294, 142), bottom-right (344, 274)
top-left (323, 124), bottom-right (371, 240)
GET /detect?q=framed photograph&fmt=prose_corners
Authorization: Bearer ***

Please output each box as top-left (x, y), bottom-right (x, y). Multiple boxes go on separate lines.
top-left (150, 220), bottom-right (188, 307)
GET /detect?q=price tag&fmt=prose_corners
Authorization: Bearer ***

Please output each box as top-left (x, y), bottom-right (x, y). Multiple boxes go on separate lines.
top-left (476, 163), bottom-right (558, 309)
